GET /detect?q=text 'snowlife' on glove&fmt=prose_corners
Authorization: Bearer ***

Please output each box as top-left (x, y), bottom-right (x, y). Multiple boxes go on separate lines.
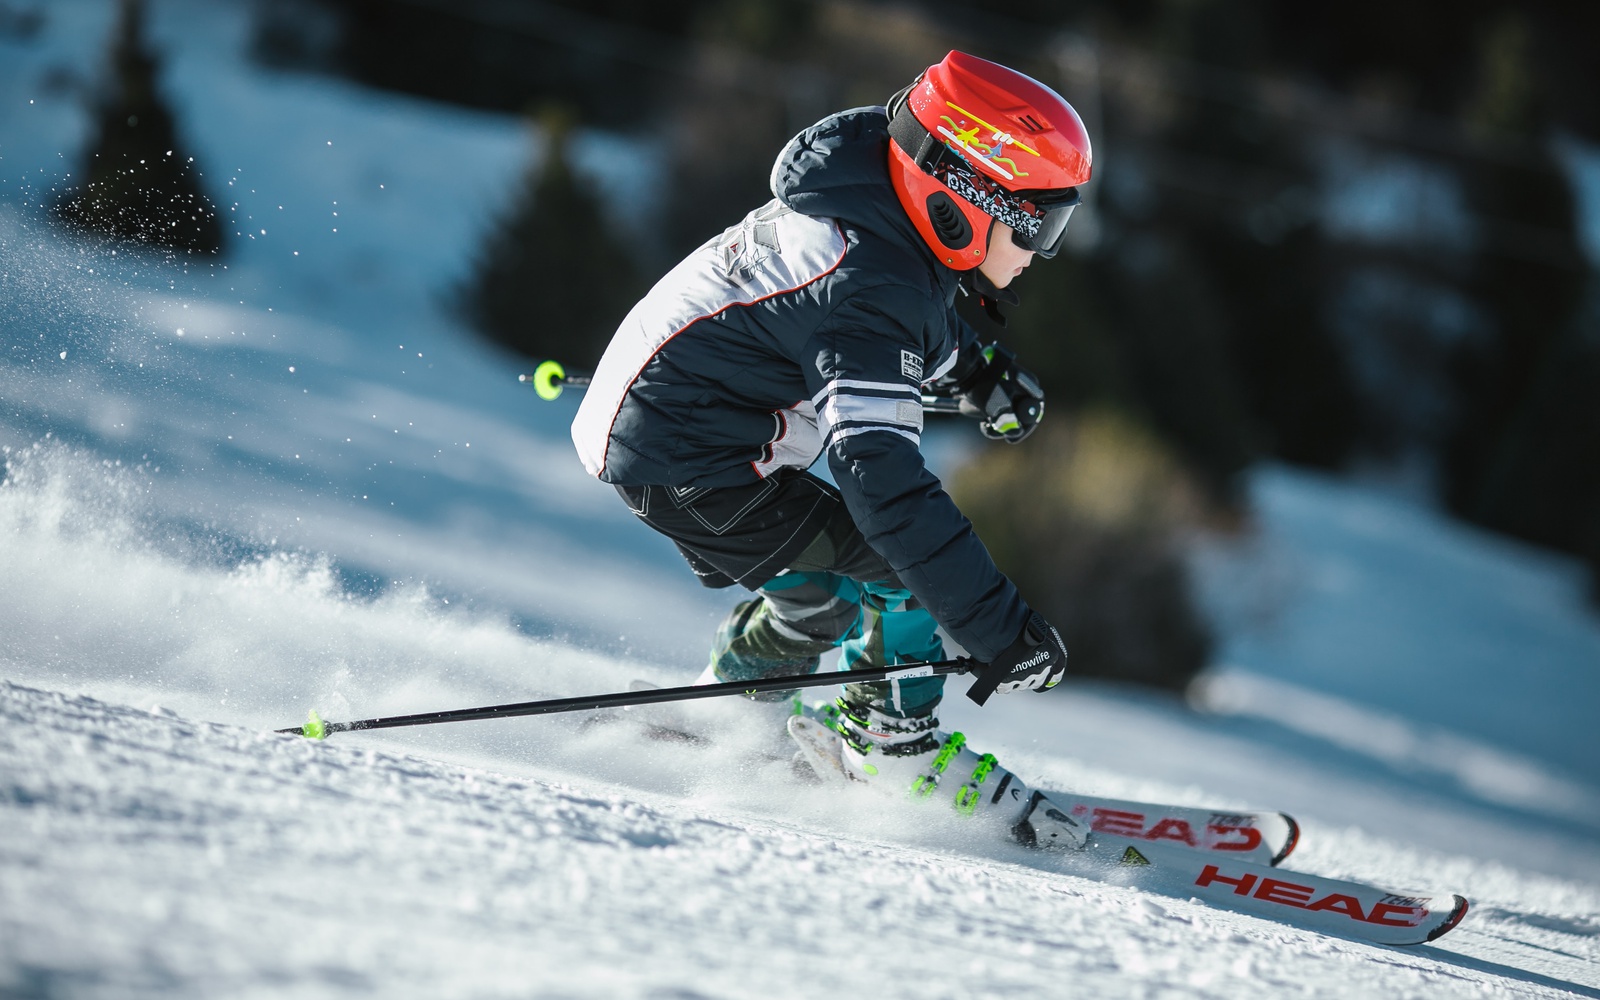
top-left (966, 612), bottom-right (1069, 706)
top-left (955, 342), bottom-right (1045, 443)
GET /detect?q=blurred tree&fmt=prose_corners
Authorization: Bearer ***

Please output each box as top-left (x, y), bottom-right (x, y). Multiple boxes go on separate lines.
top-left (54, 0), bottom-right (222, 256)
top-left (0, 4), bottom-right (45, 42)
top-left (959, 230), bottom-right (1258, 504)
top-left (696, 0), bottom-right (814, 57)
top-left (253, 0), bottom-right (724, 130)
top-left (656, 0), bottom-right (955, 259)
top-left (958, 0), bottom-right (1340, 505)
top-left (1441, 12), bottom-right (1596, 592)
top-left (1260, 0), bottom-right (1600, 142)
top-left (456, 107), bottom-right (645, 366)
top-left (951, 411), bottom-right (1214, 690)
top-left (1152, 1), bottom-right (1359, 474)
top-left (657, 0), bottom-right (826, 259)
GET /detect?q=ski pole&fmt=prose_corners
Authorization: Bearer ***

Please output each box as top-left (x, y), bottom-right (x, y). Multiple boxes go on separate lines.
top-left (277, 657), bottom-right (979, 739)
top-left (518, 360), bottom-right (966, 414)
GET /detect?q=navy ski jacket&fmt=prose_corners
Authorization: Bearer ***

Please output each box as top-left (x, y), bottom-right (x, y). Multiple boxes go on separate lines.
top-left (572, 107), bottom-right (1029, 661)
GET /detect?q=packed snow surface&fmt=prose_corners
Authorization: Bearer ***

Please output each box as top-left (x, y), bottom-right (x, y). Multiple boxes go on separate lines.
top-left (4, 1), bottom-right (1600, 997)
top-left (5, 677), bottom-right (1597, 1000)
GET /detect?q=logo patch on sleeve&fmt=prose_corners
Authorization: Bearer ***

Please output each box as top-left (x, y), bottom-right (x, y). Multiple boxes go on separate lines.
top-left (901, 349), bottom-right (924, 382)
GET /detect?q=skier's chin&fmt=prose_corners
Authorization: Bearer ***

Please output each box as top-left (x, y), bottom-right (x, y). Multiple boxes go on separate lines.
top-left (989, 266), bottom-right (1026, 288)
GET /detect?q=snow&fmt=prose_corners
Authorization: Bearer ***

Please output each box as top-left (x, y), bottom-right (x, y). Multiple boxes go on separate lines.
top-left (4, 2), bottom-right (1600, 997)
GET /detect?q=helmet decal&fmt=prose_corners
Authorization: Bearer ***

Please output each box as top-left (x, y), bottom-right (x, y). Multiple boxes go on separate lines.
top-left (938, 102), bottom-right (1040, 183)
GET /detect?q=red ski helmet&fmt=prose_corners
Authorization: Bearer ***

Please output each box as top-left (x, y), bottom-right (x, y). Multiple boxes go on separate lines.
top-left (887, 51), bottom-right (1092, 270)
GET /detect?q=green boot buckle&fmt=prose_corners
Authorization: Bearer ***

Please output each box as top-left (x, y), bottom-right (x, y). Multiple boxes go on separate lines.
top-left (910, 732), bottom-right (966, 798)
top-left (954, 754), bottom-right (999, 815)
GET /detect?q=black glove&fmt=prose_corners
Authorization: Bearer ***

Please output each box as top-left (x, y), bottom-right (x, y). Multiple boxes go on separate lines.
top-left (966, 612), bottom-right (1068, 706)
top-left (951, 342), bottom-right (1045, 443)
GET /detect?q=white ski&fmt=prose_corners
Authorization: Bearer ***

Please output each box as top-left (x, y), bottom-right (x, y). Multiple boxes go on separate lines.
top-left (1031, 788), bottom-right (1299, 867)
top-left (787, 717), bottom-right (1470, 945)
top-left (1107, 842), bottom-right (1470, 946)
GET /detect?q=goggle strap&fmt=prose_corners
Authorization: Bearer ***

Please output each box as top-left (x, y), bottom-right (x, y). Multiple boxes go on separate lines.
top-left (888, 99), bottom-right (941, 168)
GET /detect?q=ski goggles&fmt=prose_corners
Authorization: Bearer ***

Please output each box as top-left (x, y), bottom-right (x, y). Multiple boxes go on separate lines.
top-left (889, 98), bottom-right (1080, 258)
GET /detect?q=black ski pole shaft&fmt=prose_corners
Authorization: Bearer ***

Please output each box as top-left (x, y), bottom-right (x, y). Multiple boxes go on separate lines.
top-left (519, 361), bottom-right (964, 414)
top-left (278, 657), bottom-right (979, 739)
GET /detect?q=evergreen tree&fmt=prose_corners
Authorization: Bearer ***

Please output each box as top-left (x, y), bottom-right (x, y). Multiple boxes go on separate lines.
top-left (1441, 13), bottom-right (1597, 597)
top-left (54, 0), bottom-right (222, 255)
top-left (458, 107), bottom-right (642, 365)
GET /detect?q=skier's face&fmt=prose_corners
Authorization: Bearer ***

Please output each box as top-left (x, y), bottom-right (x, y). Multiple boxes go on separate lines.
top-left (977, 222), bottom-right (1036, 289)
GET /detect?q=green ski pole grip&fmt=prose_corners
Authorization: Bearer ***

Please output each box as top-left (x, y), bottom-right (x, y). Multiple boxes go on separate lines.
top-left (301, 710), bottom-right (328, 740)
top-left (529, 360), bottom-right (566, 401)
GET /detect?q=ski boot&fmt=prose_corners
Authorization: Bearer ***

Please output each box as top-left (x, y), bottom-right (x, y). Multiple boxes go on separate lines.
top-left (790, 698), bottom-right (1089, 851)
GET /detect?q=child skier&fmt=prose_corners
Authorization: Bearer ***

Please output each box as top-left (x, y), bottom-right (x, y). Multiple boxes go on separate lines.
top-left (572, 51), bottom-right (1093, 831)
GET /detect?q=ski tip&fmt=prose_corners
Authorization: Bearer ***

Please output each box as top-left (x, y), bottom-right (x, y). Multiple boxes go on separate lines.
top-left (302, 710), bottom-right (328, 741)
top-left (1271, 813), bottom-right (1300, 866)
top-left (1427, 895), bottom-right (1470, 942)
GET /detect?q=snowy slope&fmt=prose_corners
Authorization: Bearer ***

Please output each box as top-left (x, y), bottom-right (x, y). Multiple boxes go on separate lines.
top-left (5, 680), bottom-right (1599, 1000)
top-left (4, 2), bottom-right (1600, 997)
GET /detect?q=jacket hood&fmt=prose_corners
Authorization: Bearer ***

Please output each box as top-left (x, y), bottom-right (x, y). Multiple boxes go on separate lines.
top-left (769, 107), bottom-right (943, 276)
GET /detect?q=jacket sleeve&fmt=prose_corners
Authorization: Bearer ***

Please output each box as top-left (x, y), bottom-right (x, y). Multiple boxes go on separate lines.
top-left (802, 283), bottom-right (1029, 662)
